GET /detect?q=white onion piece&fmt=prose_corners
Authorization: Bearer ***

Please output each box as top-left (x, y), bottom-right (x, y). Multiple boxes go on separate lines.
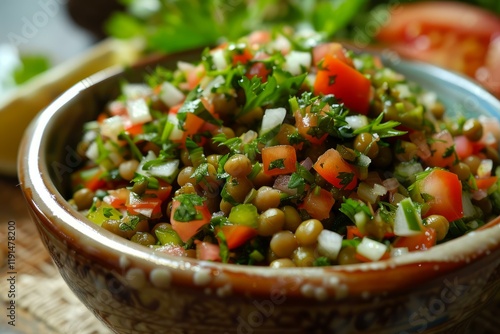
top-left (177, 60), bottom-right (195, 72)
top-left (462, 192), bottom-right (475, 218)
top-left (284, 51), bottom-right (311, 76)
top-left (85, 141), bottom-right (99, 161)
top-left (372, 183), bottom-right (387, 197)
top-left (159, 82), bottom-right (185, 107)
top-left (167, 114), bottom-right (184, 141)
top-left (100, 115), bottom-right (124, 140)
top-left (345, 115), bottom-right (369, 130)
top-left (122, 83), bottom-right (152, 100)
top-left (127, 98), bottom-right (152, 125)
top-left (260, 107), bottom-right (286, 136)
top-left (472, 189), bottom-right (488, 201)
top-left (477, 159), bottom-right (493, 178)
top-left (211, 49), bottom-right (228, 70)
top-left (317, 230), bottom-right (343, 261)
top-left (357, 237), bottom-right (388, 261)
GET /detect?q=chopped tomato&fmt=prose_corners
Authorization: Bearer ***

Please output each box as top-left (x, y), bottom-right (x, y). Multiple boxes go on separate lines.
top-left (195, 240), bottom-right (221, 261)
top-left (454, 135), bottom-right (474, 160)
top-left (412, 169), bottom-right (463, 222)
top-left (246, 62), bottom-right (271, 82)
top-left (393, 227), bottom-right (437, 252)
top-left (312, 42), bottom-right (353, 67)
top-left (104, 188), bottom-right (130, 209)
top-left (144, 181), bottom-right (172, 201)
top-left (218, 225), bottom-right (258, 250)
top-left (301, 188), bottom-right (335, 220)
top-left (248, 30), bottom-right (272, 47)
top-left (232, 48), bottom-right (253, 65)
top-left (376, 1), bottom-right (500, 97)
top-left (313, 148), bottom-right (358, 190)
top-left (424, 130), bottom-right (456, 168)
top-left (294, 109), bottom-right (328, 145)
top-left (262, 145), bottom-right (297, 176)
top-left (127, 197), bottom-right (163, 218)
top-left (186, 63), bottom-right (206, 90)
top-left (313, 54), bottom-right (371, 114)
top-left (170, 199), bottom-right (211, 242)
top-left (72, 167), bottom-right (106, 192)
top-left (475, 176), bottom-right (498, 191)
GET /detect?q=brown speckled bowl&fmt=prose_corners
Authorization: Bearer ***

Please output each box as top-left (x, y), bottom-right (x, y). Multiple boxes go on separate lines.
top-left (18, 52), bottom-right (500, 334)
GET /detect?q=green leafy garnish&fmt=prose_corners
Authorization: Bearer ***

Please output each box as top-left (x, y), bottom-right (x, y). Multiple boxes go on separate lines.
top-left (173, 194), bottom-right (206, 222)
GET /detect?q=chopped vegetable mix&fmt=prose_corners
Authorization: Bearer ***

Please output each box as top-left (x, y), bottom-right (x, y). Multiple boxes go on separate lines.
top-left (69, 29), bottom-right (500, 267)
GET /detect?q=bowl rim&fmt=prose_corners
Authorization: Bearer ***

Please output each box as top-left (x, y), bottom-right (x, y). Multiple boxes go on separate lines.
top-left (18, 52), bottom-right (500, 299)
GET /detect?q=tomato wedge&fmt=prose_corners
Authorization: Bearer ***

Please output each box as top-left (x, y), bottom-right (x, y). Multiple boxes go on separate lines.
top-left (393, 227), bottom-right (437, 252)
top-left (218, 225), bottom-right (258, 250)
top-left (262, 145), bottom-right (297, 176)
top-left (170, 199), bottom-right (211, 242)
top-left (313, 148), bottom-right (358, 190)
top-left (313, 54), bottom-right (371, 114)
top-left (412, 169), bottom-right (464, 222)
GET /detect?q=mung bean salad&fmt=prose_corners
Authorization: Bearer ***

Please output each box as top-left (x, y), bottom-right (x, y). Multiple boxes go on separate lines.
top-left (69, 29), bottom-right (500, 267)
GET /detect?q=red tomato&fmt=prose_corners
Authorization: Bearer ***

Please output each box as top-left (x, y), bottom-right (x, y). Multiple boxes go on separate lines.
top-left (261, 145), bottom-right (297, 176)
top-left (246, 62), bottom-right (271, 82)
top-left (170, 199), bottom-right (211, 242)
top-left (355, 251), bottom-right (390, 262)
top-left (218, 225), bottom-right (258, 250)
top-left (127, 197), bottom-right (163, 218)
top-left (393, 228), bottom-right (437, 252)
top-left (294, 109), bottom-right (328, 145)
top-left (314, 54), bottom-right (371, 114)
top-left (313, 148), bottom-right (358, 190)
top-left (232, 48), bottom-right (253, 65)
top-left (475, 176), bottom-right (498, 191)
top-left (454, 135), bottom-right (474, 160)
top-left (376, 2), bottom-right (500, 96)
top-left (195, 240), bottom-right (221, 261)
top-left (424, 130), bottom-right (456, 168)
top-left (104, 188), bottom-right (130, 209)
top-left (144, 181), bottom-right (172, 202)
top-left (301, 188), bottom-right (335, 220)
top-left (347, 226), bottom-right (364, 239)
top-left (416, 169), bottom-right (464, 222)
top-left (312, 42), bottom-right (354, 67)
top-left (248, 30), bottom-right (272, 47)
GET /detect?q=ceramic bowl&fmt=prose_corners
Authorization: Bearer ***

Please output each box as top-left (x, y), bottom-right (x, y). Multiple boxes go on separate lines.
top-left (18, 51), bottom-right (500, 334)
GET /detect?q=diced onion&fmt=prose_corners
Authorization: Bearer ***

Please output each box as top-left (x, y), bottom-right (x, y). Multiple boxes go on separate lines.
top-left (477, 159), bottom-right (493, 178)
top-left (273, 175), bottom-right (296, 195)
top-left (284, 51), bottom-right (311, 76)
top-left (260, 107), bottom-right (286, 136)
top-left (85, 141), bottom-right (99, 161)
top-left (394, 197), bottom-right (423, 236)
top-left (167, 114), bottom-right (184, 141)
top-left (382, 178), bottom-right (400, 192)
top-left (122, 83), bottom-right (152, 100)
top-left (177, 61), bottom-right (195, 72)
top-left (100, 115), bottom-right (124, 141)
top-left (136, 151), bottom-right (180, 184)
top-left (211, 49), bottom-right (228, 70)
top-left (270, 34), bottom-right (291, 54)
top-left (472, 189), bottom-right (488, 201)
top-left (127, 98), bottom-right (152, 125)
top-left (317, 230), bottom-right (343, 261)
top-left (300, 157), bottom-right (313, 171)
top-left (357, 237), bottom-right (388, 261)
top-left (409, 131), bottom-right (431, 160)
top-left (345, 115), bottom-right (369, 130)
top-left (462, 192), bottom-right (475, 218)
top-left (159, 82), bottom-right (185, 107)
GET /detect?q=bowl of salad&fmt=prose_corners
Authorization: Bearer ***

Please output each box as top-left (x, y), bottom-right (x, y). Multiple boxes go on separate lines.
top-left (19, 30), bottom-right (500, 333)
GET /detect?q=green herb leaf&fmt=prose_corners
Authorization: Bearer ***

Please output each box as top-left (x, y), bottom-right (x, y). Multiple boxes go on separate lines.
top-left (173, 193), bottom-right (206, 222)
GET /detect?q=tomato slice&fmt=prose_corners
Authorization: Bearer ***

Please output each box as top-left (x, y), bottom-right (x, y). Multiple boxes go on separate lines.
top-left (170, 199), bottom-right (211, 242)
top-left (195, 240), bottom-right (221, 261)
top-left (301, 188), bottom-right (335, 220)
top-left (393, 227), bottom-right (437, 252)
top-left (413, 169), bottom-right (464, 222)
top-left (376, 2), bottom-right (500, 96)
top-left (424, 130), bottom-right (455, 168)
top-left (218, 225), bottom-right (258, 250)
top-left (262, 145), bottom-right (297, 176)
top-left (313, 148), bottom-right (358, 190)
top-left (313, 54), bottom-right (371, 114)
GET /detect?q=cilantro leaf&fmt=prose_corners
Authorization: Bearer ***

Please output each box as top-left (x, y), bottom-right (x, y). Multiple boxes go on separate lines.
top-left (173, 194), bottom-right (206, 222)
top-left (340, 198), bottom-right (373, 223)
top-left (353, 113), bottom-right (407, 139)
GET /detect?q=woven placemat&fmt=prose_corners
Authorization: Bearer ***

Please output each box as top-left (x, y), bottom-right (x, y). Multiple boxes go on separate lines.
top-left (1, 176), bottom-right (499, 334)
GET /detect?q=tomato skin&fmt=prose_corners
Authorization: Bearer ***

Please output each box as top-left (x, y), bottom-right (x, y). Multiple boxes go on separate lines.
top-left (195, 240), bottom-right (221, 261)
top-left (376, 2), bottom-right (500, 96)
top-left (312, 42), bottom-right (353, 67)
top-left (170, 200), bottom-right (211, 242)
top-left (393, 228), bottom-right (437, 252)
top-left (313, 148), bottom-right (358, 190)
top-left (127, 198), bottom-right (163, 218)
top-left (424, 130), bottom-right (456, 168)
top-left (454, 135), bottom-right (474, 160)
top-left (218, 225), bottom-right (258, 250)
top-left (414, 169), bottom-right (464, 222)
top-left (262, 145), bottom-right (297, 176)
top-left (475, 176), bottom-right (498, 191)
top-left (301, 188), bottom-right (335, 220)
top-left (313, 54), bottom-right (371, 114)
top-left (294, 109), bottom-right (328, 145)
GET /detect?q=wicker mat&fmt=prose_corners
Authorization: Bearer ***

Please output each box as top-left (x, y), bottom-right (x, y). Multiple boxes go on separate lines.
top-left (1, 177), bottom-right (499, 334)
